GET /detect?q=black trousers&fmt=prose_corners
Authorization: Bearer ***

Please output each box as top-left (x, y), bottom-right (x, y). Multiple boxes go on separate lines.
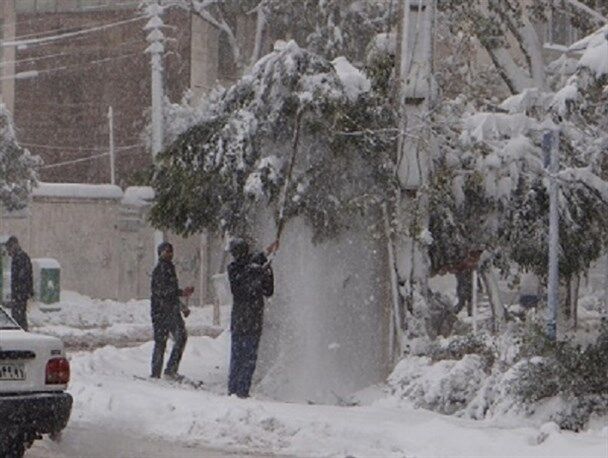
top-left (10, 300), bottom-right (28, 331)
top-left (151, 311), bottom-right (187, 378)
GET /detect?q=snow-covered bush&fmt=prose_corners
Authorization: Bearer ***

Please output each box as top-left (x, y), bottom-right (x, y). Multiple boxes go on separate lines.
top-left (508, 321), bottom-right (608, 429)
top-left (388, 354), bottom-right (487, 414)
top-left (427, 333), bottom-right (495, 370)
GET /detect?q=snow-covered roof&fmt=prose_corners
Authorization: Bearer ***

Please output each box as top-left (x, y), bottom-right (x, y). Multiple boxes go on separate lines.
top-left (32, 258), bottom-right (60, 269)
top-left (33, 183), bottom-right (123, 200)
top-left (121, 186), bottom-right (155, 207)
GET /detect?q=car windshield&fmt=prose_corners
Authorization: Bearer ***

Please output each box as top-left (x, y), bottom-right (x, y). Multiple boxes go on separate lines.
top-left (0, 307), bottom-right (20, 329)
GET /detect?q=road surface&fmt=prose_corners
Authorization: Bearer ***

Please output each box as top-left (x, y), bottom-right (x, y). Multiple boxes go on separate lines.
top-left (28, 423), bottom-right (280, 458)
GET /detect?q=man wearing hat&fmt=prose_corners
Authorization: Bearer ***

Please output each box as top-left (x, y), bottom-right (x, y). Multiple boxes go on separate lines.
top-left (227, 237), bottom-right (277, 398)
top-left (150, 241), bottom-right (194, 379)
top-left (5, 236), bottom-right (33, 330)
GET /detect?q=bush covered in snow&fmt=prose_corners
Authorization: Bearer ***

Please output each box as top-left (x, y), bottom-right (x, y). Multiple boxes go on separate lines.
top-left (387, 319), bottom-right (608, 430)
top-left (511, 321), bottom-right (608, 430)
top-left (388, 353), bottom-right (488, 415)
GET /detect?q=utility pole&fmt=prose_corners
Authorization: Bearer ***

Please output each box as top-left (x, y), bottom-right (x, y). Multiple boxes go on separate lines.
top-left (392, 0), bottom-right (437, 354)
top-left (108, 106), bottom-right (115, 185)
top-left (543, 128), bottom-right (560, 341)
top-left (145, 0), bottom-right (165, 262)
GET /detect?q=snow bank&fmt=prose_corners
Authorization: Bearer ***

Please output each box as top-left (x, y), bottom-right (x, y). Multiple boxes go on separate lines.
top-left (33, 182), bottom-right (123, 200)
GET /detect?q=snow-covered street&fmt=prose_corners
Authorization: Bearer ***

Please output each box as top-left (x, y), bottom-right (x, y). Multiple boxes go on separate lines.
top-left (27, 294), bottom-right (606, 458)
top-left (29, 424), bottom-right (276, 458)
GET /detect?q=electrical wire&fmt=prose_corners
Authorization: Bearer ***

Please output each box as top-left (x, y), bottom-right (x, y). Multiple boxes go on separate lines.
top-left (0, 51), bottom-right (143, 81)
top-left (39, 144), bottom-right (146, 170)
top-left (2, 16), bottom-right (147, 48)
top-left (0, 38), bottom-right (145, 68)
top-left (23, 142), bottom-right (144, 152)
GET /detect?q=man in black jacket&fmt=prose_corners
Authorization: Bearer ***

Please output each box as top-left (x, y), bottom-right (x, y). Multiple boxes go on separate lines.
top-left (150, 242), bottom-right (193, 379)
top-left (6, 236), bottom-right (33, 331)
top-left (227, 238), bottom-right (276, 398)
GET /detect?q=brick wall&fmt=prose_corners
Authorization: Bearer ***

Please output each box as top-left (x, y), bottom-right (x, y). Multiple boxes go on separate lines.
top-left (10, 6), bottom-right (191, 185)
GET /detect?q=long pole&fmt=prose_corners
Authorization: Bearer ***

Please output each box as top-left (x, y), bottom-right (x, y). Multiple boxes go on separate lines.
top-left (145, 0), bottom-right (165, 263)
top-left (472, 269), bottom-right (478, 334)
top-left (545, 130), bottom-right (560, 341)
top-left (108, 106), bottom-right (115, 185)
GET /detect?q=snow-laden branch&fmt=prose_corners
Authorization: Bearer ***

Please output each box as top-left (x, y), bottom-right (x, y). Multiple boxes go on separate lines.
top-left (565, 0), bottom-right (608, 24)
top-left (249, 6), bottom-right (266, 67)
top-left (189, 0), bottom-right (243, 69)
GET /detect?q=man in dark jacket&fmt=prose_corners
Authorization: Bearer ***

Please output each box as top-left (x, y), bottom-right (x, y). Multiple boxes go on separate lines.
top-left (150, 242), bottom-right (193, 379)
top-left (6, 236), bottom-right (33, 331)
top-left (227, 238), bottom-right (276, 398)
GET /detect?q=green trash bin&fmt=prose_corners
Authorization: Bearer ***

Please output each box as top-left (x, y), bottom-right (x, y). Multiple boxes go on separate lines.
top-left (32, 259), bottom-right (61, 304)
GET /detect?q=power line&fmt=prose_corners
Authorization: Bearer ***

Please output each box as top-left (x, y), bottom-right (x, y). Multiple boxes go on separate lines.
top-left (0, 51), bottom-right (143, 81)
top-left (2, 16), bottom-right (146, 48)
top-left (0, 0), bottom-right (141, 34)
top-left (23, 142), bottom-right (144, 152)
top-left (40, 151), bottom-right (110, 169)
top-left (0, 38), bottom-right (145, 68)
top-left (39, 144), bottom-right (146, 170)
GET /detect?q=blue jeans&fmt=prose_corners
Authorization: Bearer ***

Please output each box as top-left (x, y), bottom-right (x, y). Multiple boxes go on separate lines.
top-left (228, 334), bottom-right (261, 398)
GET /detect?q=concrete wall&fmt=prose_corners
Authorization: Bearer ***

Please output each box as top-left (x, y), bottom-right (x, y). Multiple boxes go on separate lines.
top-left (0, 185), bottom-right (208, 303)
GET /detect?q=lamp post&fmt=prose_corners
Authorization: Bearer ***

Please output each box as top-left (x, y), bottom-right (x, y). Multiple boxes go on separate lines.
top-left (542, 128), bottom-right (560, 341)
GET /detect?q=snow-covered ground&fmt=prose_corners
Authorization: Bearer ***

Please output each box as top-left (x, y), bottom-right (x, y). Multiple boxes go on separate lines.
top-left (26, 291), bottom-right (607, 458)
top-left (64, 335), bottom-right (606, 458)
top-left (27, 291), bottom-right (226, 349)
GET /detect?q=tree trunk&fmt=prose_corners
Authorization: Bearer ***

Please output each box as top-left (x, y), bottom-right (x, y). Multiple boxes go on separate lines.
top-left (480, 269), bottom-right (505, 333)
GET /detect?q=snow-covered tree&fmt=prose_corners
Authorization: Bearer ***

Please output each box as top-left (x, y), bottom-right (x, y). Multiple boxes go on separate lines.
top-left (149, 41), bottom-right (396, 240)
top-left (438, 0), bottom-right (607, 94)
top-left (428, 26), bottom-right (608, 303)
top-left (0, 105), bottom-right (40, 211)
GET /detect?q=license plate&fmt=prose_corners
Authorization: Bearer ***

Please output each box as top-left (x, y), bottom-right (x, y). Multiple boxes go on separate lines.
top-left (0, 363), bottom-right (25, 381)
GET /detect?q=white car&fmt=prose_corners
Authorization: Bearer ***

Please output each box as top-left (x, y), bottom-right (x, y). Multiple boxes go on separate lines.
top-left (0, 306), bottom-right (72, 457)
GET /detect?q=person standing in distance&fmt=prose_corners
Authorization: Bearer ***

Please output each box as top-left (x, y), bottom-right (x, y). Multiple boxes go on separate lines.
top-left (150, 241), bottom-right (194, 379)
top-left (5, 236), bottom-right (33, 331)
top-left (227, 237), bottom-right (277, 398)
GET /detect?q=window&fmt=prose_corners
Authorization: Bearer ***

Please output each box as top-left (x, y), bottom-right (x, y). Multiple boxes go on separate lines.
top-left (0, 307), bottom-right (20, 330)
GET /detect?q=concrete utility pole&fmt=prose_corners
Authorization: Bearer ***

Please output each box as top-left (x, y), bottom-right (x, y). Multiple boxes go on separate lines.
top-left (543, 128), bottom-right (560, 341)
top-left (145, 0), bottom-right (165, 262)
top-left (108, 106), bottom-right (115, 185)
top-left (391, 0), bottom-right (437, 354)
